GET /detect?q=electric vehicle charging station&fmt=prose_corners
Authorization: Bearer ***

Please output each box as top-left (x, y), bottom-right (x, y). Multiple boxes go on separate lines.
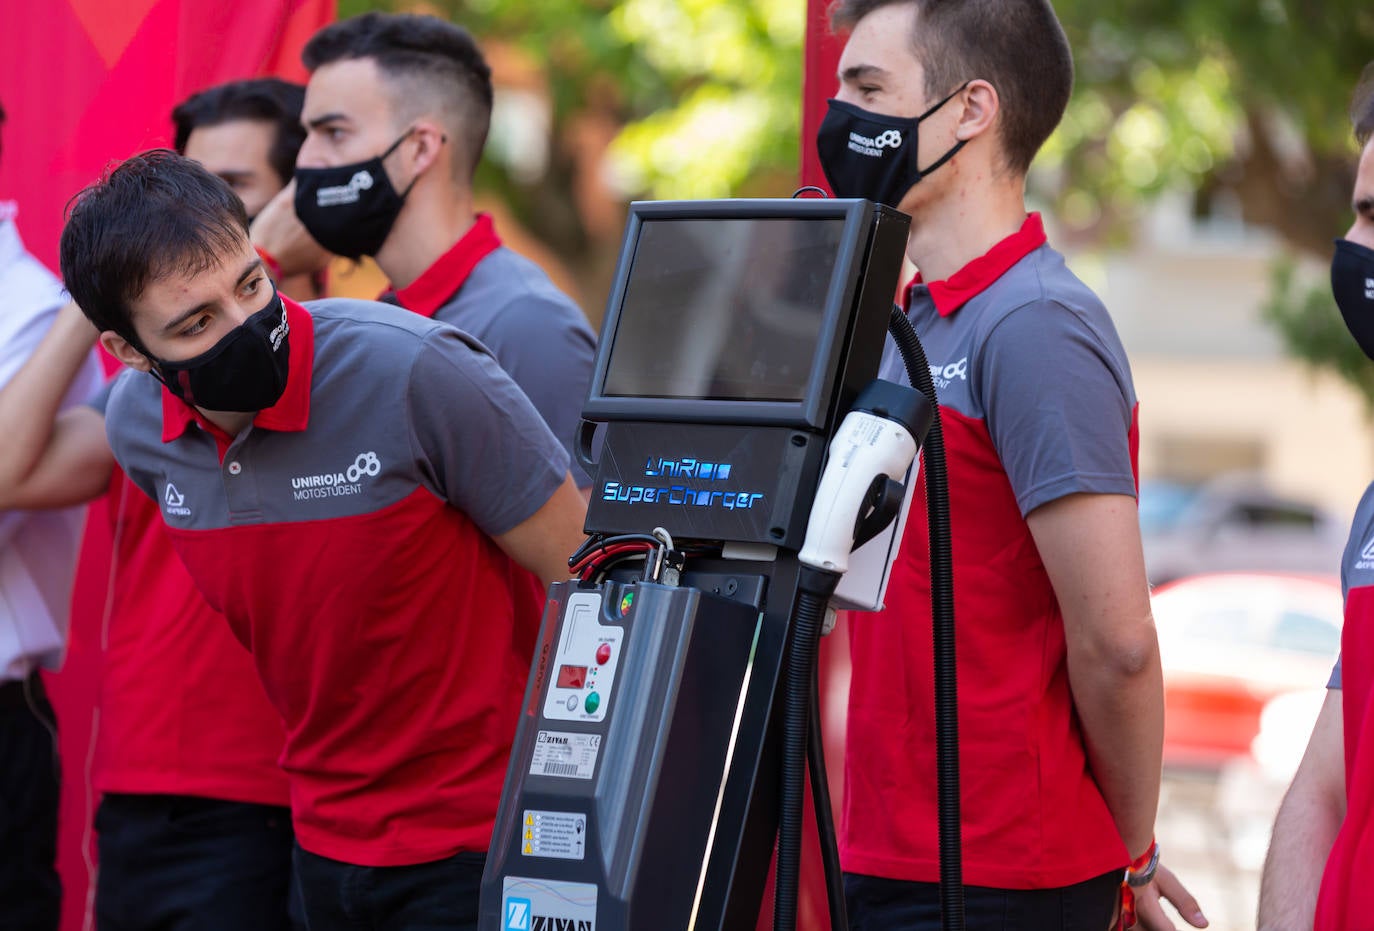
top-left (478, 197), bottom-right (946, 931)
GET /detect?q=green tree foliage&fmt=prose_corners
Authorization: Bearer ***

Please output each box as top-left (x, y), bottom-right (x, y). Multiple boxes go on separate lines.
top-left (1046, 2), bottom-right (1374, 408)
top-left (341, 0), bottom-right (803, 306)
top-left (340, 0), bottom-right (1374, 402)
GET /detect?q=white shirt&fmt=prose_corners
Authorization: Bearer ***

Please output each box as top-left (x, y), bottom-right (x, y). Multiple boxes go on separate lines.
top-left (0, 209), bottom-right (103, 682)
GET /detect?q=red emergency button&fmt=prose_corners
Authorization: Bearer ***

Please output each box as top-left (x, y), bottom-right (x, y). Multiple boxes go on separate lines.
top-left (595, 643), bottom-right (612, 665)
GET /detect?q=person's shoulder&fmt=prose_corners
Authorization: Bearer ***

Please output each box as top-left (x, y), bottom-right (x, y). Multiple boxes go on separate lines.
top-left (463, 248), bottom-right (591, 329)
top-left (976, 245), bottom-right (1122, 350)
top-left (305, 296), bottom-right (499, 393)
top-left (977, 244), bottom-right (1103, 321)
top-left (305, 296), bottom-right (447, 338)
top-left (104, 369), bottom-right (165, 452)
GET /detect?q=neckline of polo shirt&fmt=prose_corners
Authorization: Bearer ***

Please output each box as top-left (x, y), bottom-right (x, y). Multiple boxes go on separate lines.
top-left (159, 297), bottom-right (314, 443)
top-left (906, 212), bottom-right (1047, 317)
top-left (392, 213), bottom-right (503, 318)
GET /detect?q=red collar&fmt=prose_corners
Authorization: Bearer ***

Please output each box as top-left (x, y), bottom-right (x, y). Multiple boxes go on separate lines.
top-left (392, 213), bottom-right (503, 318)
top-left (161, 297), bottom-right (316, 444)
top-left (905, 213), bottom-right (1047, 317)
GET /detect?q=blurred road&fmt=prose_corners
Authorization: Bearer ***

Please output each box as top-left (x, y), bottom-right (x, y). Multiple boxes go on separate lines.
top-left (1157, 766), bottom-right (1280, 931)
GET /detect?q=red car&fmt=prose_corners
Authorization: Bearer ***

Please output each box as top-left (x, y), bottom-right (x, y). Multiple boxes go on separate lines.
top-left (1153, 572), bottom-right (1343, 769)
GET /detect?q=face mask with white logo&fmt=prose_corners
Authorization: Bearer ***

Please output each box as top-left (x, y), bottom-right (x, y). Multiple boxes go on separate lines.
top-left (293, 128), bottom-right (417, 259)
top-left (1332, 238), bottom-right (1374, 360)
top-left (815, 82), bottom-right (969, 208)
top-left (144, 286), bottom-right (291, 413)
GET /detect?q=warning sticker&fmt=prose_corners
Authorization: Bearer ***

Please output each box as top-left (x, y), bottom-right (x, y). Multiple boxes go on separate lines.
top-left (530, 730), bottom-right (600, 780)
top-left (503, 876), bottom-right (596, 930)
top-left (520, 809), bottom-right (587, 861)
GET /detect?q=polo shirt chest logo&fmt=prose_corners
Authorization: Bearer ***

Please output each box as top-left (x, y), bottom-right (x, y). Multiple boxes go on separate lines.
top-left (928, 356), bottom-right (968, 392)
top-left (1357, 535), bottom-right (1374, 571)
top-left (163, 482), bottom-right (191, 517)
top-left (290, 450), bottom-right (383, 502)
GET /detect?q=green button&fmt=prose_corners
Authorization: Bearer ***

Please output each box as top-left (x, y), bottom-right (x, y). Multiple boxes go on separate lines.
top-left (584, 692), bottom-right (601, 714)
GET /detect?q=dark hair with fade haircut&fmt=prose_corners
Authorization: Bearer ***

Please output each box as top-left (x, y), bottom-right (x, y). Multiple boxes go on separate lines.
top-left (303, 12), bottom-right (493, 182)
top-left (172, 78), bottom-right (307, 184)
top-left (1352, 62), bottom-right (1374, 147)
top-left (829, 0), bottom-right (1073, 176)
top-left (60, 150), bottom-right (250, 344)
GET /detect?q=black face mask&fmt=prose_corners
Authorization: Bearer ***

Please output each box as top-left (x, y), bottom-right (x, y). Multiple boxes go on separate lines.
top-left (144, 288), bottom-right (291, 413)
top-left (816, 83), bottom-right (969, 207)
top-left (294, 130), bottom-right (416, 259)
top-left (1333, 238), bottom-right (1374, 360)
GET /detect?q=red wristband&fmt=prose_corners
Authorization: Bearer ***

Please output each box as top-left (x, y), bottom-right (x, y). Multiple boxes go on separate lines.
top-left (1128, 838), bottom-right (1158, 873)
top-left (1116, 838), bottom-right (1159, 930)
top-left (256, 246), bottom-right (284, 282)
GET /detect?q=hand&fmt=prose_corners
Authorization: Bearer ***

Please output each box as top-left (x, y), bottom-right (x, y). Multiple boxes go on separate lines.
top-left (250, 180), bottom-right (332, 279)
top-left (1128, 863), bottom-right (1209, 930)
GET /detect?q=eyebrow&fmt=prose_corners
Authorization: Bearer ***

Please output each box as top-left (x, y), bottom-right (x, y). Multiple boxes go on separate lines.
top-left (161, 258), bottom-right (265, 335)
top-left (305, 112), bottom-right (350, 131)
top-left (839, 64), bottom-right (889, 83)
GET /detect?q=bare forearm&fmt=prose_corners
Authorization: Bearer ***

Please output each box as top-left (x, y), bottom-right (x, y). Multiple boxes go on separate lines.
top-left (1257, 784), bottom-right (1341, 929)
top-left (1030, 493), bottom-right (1163, 860)
top-left (1258, 692), bottom-right (1345, 930)
top-left (0, 302), bottom-right (99, 492)
top-left (1069, 643), bottom-right (1164, 858)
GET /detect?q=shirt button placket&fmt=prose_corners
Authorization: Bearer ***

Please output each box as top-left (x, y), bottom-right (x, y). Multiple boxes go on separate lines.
top-left (222, 441), bottom-right (262, 522)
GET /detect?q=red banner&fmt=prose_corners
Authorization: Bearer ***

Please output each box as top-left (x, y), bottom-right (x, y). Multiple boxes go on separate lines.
top-left (0, 0), bottom-right (333, 271)
top-left (0, 4), bottom-right (333, 929)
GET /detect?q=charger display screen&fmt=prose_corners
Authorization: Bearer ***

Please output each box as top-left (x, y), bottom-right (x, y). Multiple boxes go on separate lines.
top-left (603, 217), bottom-right (846, 402)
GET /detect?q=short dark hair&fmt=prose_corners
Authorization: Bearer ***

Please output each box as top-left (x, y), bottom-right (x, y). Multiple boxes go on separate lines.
top-left (171, 78), bottom-right (306, 185)
top-left (60, 150), bottom-right (249, 343)
top-left (1353, 63), bottom-right (1374, 147)
top-left (303, 12), bottom-right (493, 181)
top-left (829, 0), bottom-right (1073, 176)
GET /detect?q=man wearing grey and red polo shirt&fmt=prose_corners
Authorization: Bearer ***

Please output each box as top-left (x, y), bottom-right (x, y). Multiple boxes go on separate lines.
top-left (260, 12), bottom-right (595, 487)
top-left (56, 150), bottom-right (587, 930)
top-left (815, 2), bottom-right (1205, 929)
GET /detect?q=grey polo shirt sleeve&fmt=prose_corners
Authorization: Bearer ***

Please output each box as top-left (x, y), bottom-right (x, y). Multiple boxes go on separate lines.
top-left (86, 373), bottom-right (120, 414)
top-left (978, 300), bottom-right (1137, 517)
top-left (1330, 655), bottom-right (1342, 689)
top-left (406, 327), bottom-right (571, 537)
top-left (468, 296), bottom-right (596, 488)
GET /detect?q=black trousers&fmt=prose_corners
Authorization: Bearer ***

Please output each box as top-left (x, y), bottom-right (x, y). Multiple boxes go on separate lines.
top-left (845, 869), bottom-right (1121, 931)
top-left (292, 844), bottom-right (486, 931)
top-left (0, 672), bottom-right (61, 931)
top-left (96, 793), bottom-right (301, 931)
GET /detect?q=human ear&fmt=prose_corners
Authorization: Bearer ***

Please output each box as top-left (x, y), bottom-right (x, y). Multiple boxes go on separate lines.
top-left (99, 330), bottom-right (153, 373)
top-left (406, 120), bottom-right (448, 177)
top-left (954, 79), bottom-right (999, 142)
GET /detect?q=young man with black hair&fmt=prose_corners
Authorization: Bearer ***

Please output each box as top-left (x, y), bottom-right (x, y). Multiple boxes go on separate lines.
top-left (0, 95), bottom-right (103, 931)
top-left (46, 150), bottom-right (586, 929)
top-left (0, 77), bottom-right (329, 931)
top-left (173, 77), bottom-right (329, 301)
top-left (90, 77), bottom-right (327, 931)
top-left (816, 2), bottom-right (1203, 928)
top-left (263, 12), bottom-right (596, 488)
top-left (1257, 63), bottom-right (1374, 931)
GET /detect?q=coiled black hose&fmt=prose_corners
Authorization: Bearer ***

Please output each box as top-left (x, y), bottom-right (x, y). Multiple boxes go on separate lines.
top-left (773, 568), bottom-right (838, 931)
top-left (808, 652), bottom-right (848, 931)
top-left (887, 305), bottom-right (962, 931)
